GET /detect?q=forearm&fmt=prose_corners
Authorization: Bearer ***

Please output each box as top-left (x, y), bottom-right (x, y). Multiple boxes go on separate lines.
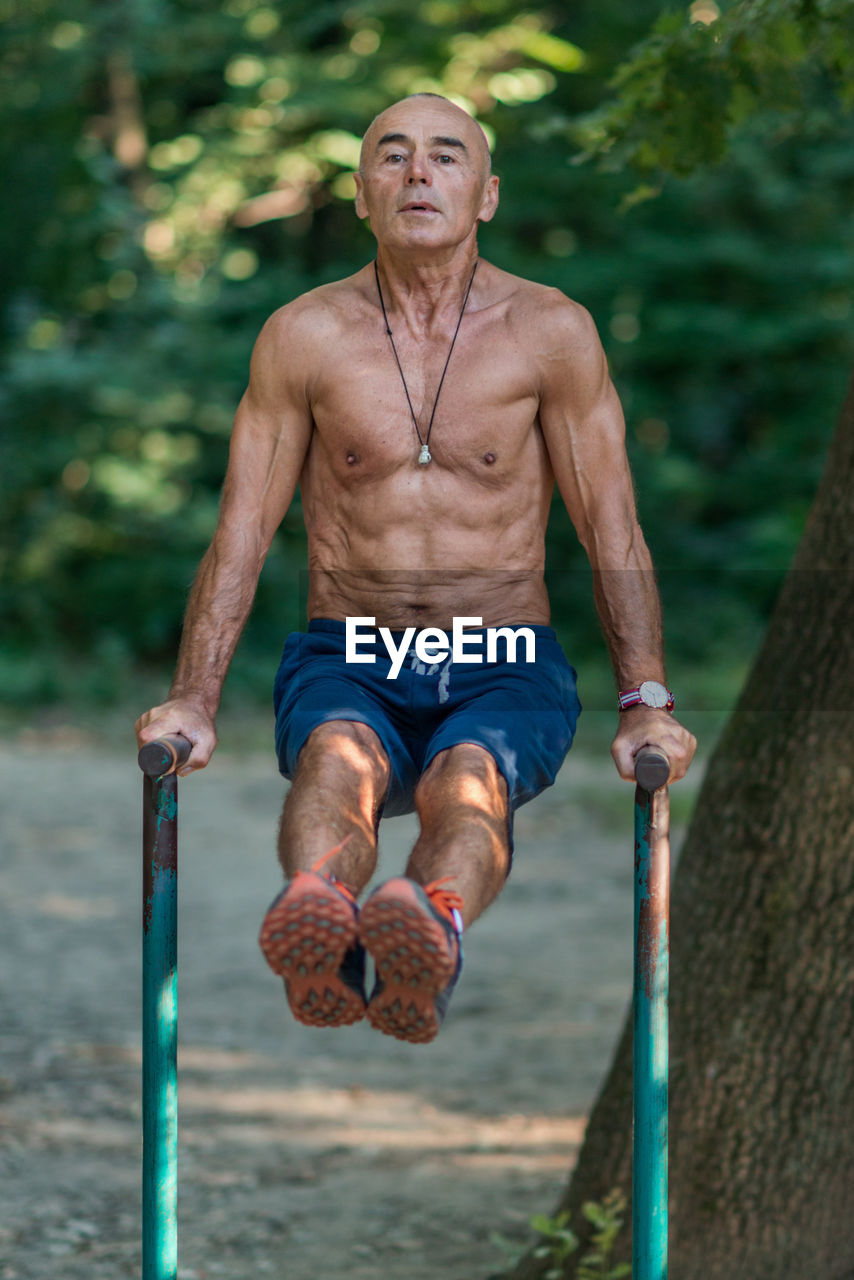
top-left (169, 535), bottom-right (264, 713)
top-left (590, 532), bottom-right (666, 689)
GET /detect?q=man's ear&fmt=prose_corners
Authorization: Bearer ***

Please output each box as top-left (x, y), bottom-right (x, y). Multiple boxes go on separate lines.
top-left (354, 172), bottom-right (369, 221)
top-left (477, 174), bottom-right (500, 225)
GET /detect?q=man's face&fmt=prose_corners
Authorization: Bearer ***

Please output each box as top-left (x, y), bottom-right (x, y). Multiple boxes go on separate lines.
top-left (354, 97), bottom-right (499, 253)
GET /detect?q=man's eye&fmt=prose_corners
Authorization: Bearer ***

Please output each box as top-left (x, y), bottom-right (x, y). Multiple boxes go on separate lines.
top-left (437, 154), bottom-right (455, 163)
top-left (386, 153), bottom-right (405, 163)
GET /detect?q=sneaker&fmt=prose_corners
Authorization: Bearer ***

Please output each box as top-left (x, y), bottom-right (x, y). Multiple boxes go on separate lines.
top-left (258, 839), bottom-right (367, 1028)
top-left (359, 876), bottom-right (464, 1044)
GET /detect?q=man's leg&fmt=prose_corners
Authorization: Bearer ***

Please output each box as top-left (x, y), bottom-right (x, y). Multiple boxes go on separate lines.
top-left (277, 719), bottom-right (391, 894)
top-left (406, 742), bottom-right (511, 925)
top-left (260, 719), bottom-right (391, 1027)
top-left (358, 743), bottom-right (510, 1043)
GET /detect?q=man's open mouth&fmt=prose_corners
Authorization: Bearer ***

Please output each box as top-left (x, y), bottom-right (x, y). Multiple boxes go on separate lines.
top-left (399, 202), bottom-right (438, 212)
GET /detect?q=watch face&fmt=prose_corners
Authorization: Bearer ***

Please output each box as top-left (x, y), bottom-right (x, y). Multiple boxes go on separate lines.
top-left (639, 680), bottom-right (670, 709)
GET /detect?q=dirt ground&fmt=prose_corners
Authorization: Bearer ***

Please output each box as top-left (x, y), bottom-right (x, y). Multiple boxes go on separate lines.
top-left (0, 719), bottom-right (698, 1280)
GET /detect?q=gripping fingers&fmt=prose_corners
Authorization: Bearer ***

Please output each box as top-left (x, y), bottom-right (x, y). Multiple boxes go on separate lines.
top-left (135, 700), bottom-right (218, 773)
top-left (612, 711), bottom-right (696, 783)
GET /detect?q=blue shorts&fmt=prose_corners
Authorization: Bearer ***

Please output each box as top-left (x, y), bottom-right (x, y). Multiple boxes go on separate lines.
top-left (273, 619), bottom-right (581, 841)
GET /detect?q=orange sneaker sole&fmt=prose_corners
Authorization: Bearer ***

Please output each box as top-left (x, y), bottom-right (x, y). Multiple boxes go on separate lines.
top-left (359, 879), bottom-right (458, 1044)
top-left (258, 874), bottom-right (366, 1027)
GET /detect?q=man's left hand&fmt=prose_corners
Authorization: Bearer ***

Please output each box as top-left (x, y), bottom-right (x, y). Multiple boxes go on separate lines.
top-left (610, 706), bottom-right (697, 784)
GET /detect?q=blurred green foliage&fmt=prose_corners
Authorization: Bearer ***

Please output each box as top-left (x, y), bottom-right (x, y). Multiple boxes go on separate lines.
top-left (1, 0), bottom-right (852, 709)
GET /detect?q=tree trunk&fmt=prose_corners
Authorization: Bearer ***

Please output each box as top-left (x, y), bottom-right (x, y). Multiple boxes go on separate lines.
top-left (509, 370), bottom-right (854, 1280)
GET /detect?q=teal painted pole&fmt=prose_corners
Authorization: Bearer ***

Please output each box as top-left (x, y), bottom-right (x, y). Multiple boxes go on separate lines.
top-left (140, 736), bottom-right (191, 1280)
top-left (633, 752), bottom-right (671, 1280)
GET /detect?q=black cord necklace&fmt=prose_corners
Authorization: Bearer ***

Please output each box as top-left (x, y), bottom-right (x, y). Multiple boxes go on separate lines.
top-left (374, 258), bottom-right (478, 466)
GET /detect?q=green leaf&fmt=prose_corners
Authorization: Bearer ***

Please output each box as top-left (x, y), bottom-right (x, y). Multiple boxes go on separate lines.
top-left (582, 1201), bottom-right (608, 1228)
top-left (531, 1210), bottom-right (573, 1236)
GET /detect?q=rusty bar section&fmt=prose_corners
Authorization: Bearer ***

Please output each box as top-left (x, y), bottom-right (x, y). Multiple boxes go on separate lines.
top-left (633, 781), bottom-right (671, 1280)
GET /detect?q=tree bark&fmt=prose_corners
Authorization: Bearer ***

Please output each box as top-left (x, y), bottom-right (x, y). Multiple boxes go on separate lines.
top-left (509, 369), bottom-right (854, 1280)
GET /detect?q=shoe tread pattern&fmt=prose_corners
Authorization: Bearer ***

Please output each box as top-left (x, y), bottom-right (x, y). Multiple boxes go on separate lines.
top-left (258, 875), bottom-right (366, 1027)
top-left (359, 881), bottom-right (457, 1044)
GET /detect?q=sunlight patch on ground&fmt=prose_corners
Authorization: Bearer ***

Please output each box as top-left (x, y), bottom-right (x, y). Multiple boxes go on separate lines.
top-left (176, 1083), bottom-right (585, 1164)
top-left (63, 1041), bottom-right (277, 1072)
top-left (6, 1073), bottom-right (585, 1176)
top-left (35, 893), bottom-right (118, 921)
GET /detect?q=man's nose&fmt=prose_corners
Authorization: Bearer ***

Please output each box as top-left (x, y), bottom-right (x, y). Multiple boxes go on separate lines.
top-left (405, 153), bottom-right (431, 184)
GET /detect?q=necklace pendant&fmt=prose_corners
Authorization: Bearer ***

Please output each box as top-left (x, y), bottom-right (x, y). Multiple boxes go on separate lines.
top-left (418, 443), bottom-right (432, 466)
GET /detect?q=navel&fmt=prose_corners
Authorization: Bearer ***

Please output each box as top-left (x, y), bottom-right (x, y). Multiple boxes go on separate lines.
top-left (483, 451), bottom-right (496, 466)
top-left (346, 452), bottom-right (360, 466)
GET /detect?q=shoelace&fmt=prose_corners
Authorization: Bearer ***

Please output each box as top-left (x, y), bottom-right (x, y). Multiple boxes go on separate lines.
top-left (300, 835), bottom-right (358, 904)
top-left (298, 844), bottom-right (463, 923)
top-left (423, 876), bottom-right (465, 932)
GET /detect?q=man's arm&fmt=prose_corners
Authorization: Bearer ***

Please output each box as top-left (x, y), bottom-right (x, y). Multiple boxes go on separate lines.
top-left (135, 307), bottom-right (315, 771)
top-left (536, 293), bottom-right (696, 782)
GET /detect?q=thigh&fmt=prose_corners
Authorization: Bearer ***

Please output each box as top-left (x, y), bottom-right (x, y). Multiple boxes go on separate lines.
top-left (422, 634), bottom-right (582, 812)
top-left (273, 630), bottom-right (419, 813)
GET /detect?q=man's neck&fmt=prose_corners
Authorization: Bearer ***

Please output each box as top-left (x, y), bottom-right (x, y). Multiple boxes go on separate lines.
top-left (374, 241), bottom-right (481, 332)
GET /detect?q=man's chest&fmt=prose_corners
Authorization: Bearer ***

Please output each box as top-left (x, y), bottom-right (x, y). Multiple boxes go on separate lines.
top-left (307, 322), bottom-right (541, 463)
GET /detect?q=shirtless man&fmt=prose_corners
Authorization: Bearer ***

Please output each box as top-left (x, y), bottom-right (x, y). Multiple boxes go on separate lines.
top-left (136, 93), bottom-right (696, 1044)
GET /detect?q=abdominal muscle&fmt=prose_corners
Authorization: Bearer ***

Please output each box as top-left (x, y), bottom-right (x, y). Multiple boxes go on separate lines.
top-left (302, 449), bottom-right (553, 629)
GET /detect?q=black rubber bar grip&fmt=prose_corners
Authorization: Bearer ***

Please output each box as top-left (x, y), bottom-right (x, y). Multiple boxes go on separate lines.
top-left (634, 749), bottom-right (670, 793)
top-left (138, 734), bottom-right (193, 779)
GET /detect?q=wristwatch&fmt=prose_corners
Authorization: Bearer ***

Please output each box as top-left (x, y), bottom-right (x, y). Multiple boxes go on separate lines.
top-left (618, 680), bottom-right (675, 713)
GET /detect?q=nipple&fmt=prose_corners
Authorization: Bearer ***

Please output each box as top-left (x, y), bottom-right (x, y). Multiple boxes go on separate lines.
top-left (483, 452), bottom-right (496, 465)
top-left (346, 452), bottom-right (360, 465)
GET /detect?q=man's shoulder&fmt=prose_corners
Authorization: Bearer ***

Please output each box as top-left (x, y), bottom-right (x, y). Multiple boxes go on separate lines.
top-left (256, 268), bottom-right (373, 351)
top-left (481, 262), bottom-right (597, 343)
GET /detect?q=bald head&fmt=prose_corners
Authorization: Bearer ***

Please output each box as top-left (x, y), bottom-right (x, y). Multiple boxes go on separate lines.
top-left (359, 94), bottom-right (492, 182)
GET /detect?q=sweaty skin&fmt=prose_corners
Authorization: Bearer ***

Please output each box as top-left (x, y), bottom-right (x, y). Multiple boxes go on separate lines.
top-left (136, 95), bottom-right (696, 791)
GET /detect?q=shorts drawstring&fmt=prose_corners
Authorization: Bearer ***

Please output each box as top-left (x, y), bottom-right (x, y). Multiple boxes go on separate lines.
top-left (408, 647), bottom-right (453, 704)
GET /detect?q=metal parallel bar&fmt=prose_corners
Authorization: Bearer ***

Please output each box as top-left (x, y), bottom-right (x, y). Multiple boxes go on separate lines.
top-left (142, 770), bottom-right (178, 1280)
top-left (633, 778), bottom-right (671, 1280)
top-left (141, 736), bottom-right (190, 1280)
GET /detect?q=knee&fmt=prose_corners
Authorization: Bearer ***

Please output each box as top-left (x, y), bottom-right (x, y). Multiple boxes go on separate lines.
top-left (297, 720), bottom-right (390, 791)
top-left (415, 744), bottom-right (507, 817)
top-left (414, 746), bottom-right (512, 880)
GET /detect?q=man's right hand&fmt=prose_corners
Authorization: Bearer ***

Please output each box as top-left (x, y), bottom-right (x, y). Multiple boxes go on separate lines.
top-left (134, 698), bottom-right (218, 775)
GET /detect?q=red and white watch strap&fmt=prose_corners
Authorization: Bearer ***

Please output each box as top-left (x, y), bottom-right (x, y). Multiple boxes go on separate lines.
top-left (618, 682), bottom-right (675, 712)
